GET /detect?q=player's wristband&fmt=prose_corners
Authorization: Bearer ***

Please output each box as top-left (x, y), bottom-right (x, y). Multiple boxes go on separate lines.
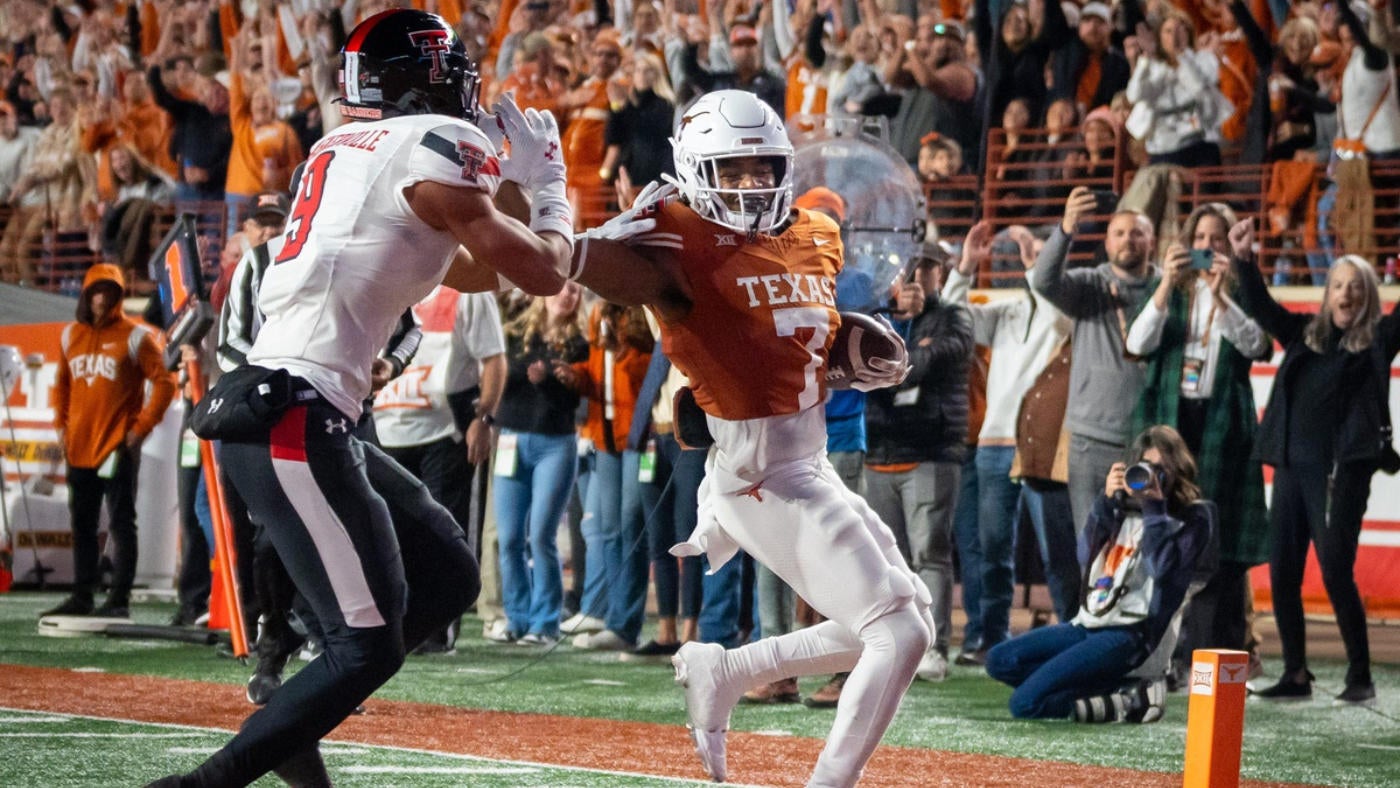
top-left (528, 178), bottom-right (574, 251)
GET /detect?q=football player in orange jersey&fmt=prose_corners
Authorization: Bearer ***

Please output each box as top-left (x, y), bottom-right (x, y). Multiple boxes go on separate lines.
top-left (571, 89), bottom-right (932, 787)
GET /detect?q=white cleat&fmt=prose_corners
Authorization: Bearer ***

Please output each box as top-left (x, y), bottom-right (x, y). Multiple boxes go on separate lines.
top-left (673, 642), bottom-right (740, 782)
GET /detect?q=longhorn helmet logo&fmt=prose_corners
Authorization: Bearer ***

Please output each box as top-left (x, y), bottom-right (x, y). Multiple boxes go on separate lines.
top-left (408, 30), bottom-right (452, 84)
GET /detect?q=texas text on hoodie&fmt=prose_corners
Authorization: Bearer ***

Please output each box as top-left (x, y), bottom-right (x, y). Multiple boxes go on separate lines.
top-left (54, 263), bottom-right (177, 469)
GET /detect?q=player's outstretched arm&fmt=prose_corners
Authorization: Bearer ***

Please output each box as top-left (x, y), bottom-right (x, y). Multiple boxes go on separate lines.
top-left (570, 181), bottom-right (689, 314)
top-left (572, 235), bottom-right (687, 313)
top-left (407, 181), bottom-right (570, 296)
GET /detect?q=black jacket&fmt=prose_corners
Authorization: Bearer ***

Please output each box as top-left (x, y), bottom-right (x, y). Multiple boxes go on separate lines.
top-left (146, 65), bottom-right (231, 184)
top-left (1049, 41), bottom-right (1131, 113)
top-left (864, 297), bottom-right (974, 465)
top-left (1235, 256), bottom-right (1400, 467)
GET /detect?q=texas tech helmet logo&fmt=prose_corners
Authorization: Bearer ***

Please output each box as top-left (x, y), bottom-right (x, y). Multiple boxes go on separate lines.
top-left (408, 29), bottom-right (452, 83)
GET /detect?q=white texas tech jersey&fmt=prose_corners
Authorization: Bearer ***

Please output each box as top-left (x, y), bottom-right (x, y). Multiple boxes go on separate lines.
top-left (248, 114), bottom-right (501, 420)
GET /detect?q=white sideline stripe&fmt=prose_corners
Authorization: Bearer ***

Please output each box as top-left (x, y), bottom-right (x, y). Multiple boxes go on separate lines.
top-left (581, 679), bottom-right (626, 686)
top-left (1358, 744), bottom-right (1400, 752)
top-left (0, 715), bottom-right (70, 723)
top-left (0, 732), bottom-right (196, 738)
top-left (341, 766), bottom-right (540, 775)
top-left (0, 707), bottom-right (757, 786)
top-left (1359, 531), bottom-right (1400, 547)
top-left (270, 456), bottom-right (386, 628)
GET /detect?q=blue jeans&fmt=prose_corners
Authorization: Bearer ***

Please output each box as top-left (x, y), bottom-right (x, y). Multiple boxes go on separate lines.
top-left (1304, 182), bottom-right (1338, 286)
top-left (1019, 481), bottom-right (1081, 623)
top-left (985, 623), bottom-right (1145, 719)
top-left (579, 449), bottom-right (620, 621)
top-left (952, 449), bottom-right (984, 649)
top-left (494, 431), bottom-right (577, 638)
top-left (976, 445), bottom-right (1021, 648)
top-left (606, 449), bottom-right (649, 643)
top-left (699, 555), bottom-right (744, 647)
top-left (644, 434), bottom-right (706, 620)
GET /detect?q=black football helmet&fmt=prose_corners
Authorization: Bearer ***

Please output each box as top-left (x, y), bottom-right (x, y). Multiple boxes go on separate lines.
top-left (339, 9), bottom-right (481, 122)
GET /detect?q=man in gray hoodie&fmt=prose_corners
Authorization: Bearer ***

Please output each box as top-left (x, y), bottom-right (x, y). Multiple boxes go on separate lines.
top-left (1029, 186), bottom-right (1159, 533)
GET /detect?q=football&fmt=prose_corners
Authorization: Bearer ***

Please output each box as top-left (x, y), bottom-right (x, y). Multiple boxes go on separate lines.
top-left (826, 311), bottom-right (905, 391)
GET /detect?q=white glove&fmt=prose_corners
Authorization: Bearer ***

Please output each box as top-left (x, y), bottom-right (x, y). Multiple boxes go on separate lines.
top-left (850, 315), bottom-right (912, 392)
top-left (488, 93), bottom-right (572, 242)
top-left (489, 93), bottom-right (566, 193)
top-left (579, 181), bottom-right (678, 244)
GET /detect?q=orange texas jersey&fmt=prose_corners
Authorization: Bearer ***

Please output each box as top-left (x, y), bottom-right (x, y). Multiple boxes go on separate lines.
top-left (639, 202), bottom-right (843, 421)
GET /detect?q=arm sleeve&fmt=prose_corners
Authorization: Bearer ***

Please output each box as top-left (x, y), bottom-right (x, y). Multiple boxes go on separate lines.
top-left (1338, 0), bottom-right (1389, 70)
top-left (132, 330), bottom-right (178, 438)
top-left (805, 14), bottom-right (827, 69)
top-left (216, 248), bottom-right (260, 372)
top-left (405, 121), bottom-right (501, 196)
top-left (1125, 295), bottom-right (1168, 356)
top-left (1232, 255), bottom-right (1304, 345)
top-left (1229, 1), bottom-right (1273, 65)
top-left (384, 309), bottom-right (423, 374)
top-left (461, 292), bottom-right (507, 359)
top-left (682, 43), bottom-right (718, 93)
top-left (1078, 495), bottom-right (1118, 567)
top-left (146, 64), bottom-right (191, 117)
top-left (53, 330), bottom-right (71, 432)
top-left (1028, 227), bottom-right (1102, 319)
top-left (1215, 297), bottom-right (1272, 360)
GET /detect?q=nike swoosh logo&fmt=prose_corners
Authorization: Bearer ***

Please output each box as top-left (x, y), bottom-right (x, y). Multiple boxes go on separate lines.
top-left (814, 238), bottom-right (830, 246)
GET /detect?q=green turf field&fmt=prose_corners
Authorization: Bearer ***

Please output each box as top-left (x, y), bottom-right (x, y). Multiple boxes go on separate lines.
top-left (1, 591), bottom-right (1397, 787)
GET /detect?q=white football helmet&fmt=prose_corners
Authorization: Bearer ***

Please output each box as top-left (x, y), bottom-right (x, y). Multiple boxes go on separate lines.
top-left (671, 90), bottom-right (794, 236)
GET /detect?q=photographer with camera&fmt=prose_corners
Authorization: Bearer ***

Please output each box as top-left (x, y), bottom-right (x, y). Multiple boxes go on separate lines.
top-left (984, 425), bottom-right (1213, 724)
top-left (1230, 220), bottom-right (1400, 708)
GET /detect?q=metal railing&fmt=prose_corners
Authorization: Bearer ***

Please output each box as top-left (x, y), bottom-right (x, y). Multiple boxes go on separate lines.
top-left (6, 141), bottom-right (1399, 297)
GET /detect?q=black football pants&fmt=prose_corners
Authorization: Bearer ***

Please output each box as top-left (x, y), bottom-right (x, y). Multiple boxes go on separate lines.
top-left (188, 399), bottom-right (479, 786)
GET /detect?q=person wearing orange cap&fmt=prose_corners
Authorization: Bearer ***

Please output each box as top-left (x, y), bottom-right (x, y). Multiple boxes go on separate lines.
top-left (559, 31), bottom-right (624, 229)
top-left (42, 263), bottom-right (177, 619)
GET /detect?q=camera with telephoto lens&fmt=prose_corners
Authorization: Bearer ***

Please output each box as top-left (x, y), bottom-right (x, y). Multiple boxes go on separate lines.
top-left (1124, 462), bottom-right (1164, 494)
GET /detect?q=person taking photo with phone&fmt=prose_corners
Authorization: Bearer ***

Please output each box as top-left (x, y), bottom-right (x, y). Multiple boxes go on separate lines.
top-left (1124, 203), bottom-right (1271, 685)
top-left (984, 425), bottom-right (1214, 724)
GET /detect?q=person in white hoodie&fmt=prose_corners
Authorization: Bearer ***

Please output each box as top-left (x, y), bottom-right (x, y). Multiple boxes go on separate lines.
top-left (1124, 11), bottom-right (1226, 169)
top-left (943, 222), bottom-right (1077, 657)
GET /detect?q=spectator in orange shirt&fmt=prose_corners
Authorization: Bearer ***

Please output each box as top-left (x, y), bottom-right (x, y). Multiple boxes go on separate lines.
top-left (224, 29), bottom-right (303, 237)
top-left (42, 263), bottom-right (177, 619)
top-left (560, 30), bottom-right (624, 229)
top-left (494, 32), bottom-right (567, 116)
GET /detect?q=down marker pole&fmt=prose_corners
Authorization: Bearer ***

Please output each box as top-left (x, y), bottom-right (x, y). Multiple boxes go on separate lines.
top-left (1183, 649), bottom-right (1250, 788)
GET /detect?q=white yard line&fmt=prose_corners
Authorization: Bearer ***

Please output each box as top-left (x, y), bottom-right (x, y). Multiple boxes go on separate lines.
top-left (0, 707), bottom-right (757, 786)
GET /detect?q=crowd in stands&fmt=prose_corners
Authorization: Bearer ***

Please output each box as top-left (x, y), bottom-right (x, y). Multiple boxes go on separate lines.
top-left (12, 0), bottom-right (1400, 721)
top-left (4, 0), bottom-right (1400, 291)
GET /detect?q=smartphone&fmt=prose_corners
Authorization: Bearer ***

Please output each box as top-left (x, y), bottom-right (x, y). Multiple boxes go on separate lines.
top-left (1189, 248), bottom-right (1213, 270)
top-left (1091, 189), bottom-right (1118, 214)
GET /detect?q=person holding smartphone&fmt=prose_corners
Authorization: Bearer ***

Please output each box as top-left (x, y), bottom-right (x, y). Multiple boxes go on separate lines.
top-left (984, 425), bottom-right (1214, 723)
top-left (1124, 202), bottom-right (1271, 689)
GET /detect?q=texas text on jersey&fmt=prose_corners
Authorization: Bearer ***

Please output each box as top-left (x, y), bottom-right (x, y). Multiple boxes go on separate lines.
top-left (635, 201), bottom-right (843, 421)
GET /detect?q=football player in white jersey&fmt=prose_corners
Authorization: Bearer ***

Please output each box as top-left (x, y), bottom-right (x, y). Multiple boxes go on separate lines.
top-left (573, 90), bottom-right (933, 787)
top-left (148, 10), bottom-right (571, 787)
